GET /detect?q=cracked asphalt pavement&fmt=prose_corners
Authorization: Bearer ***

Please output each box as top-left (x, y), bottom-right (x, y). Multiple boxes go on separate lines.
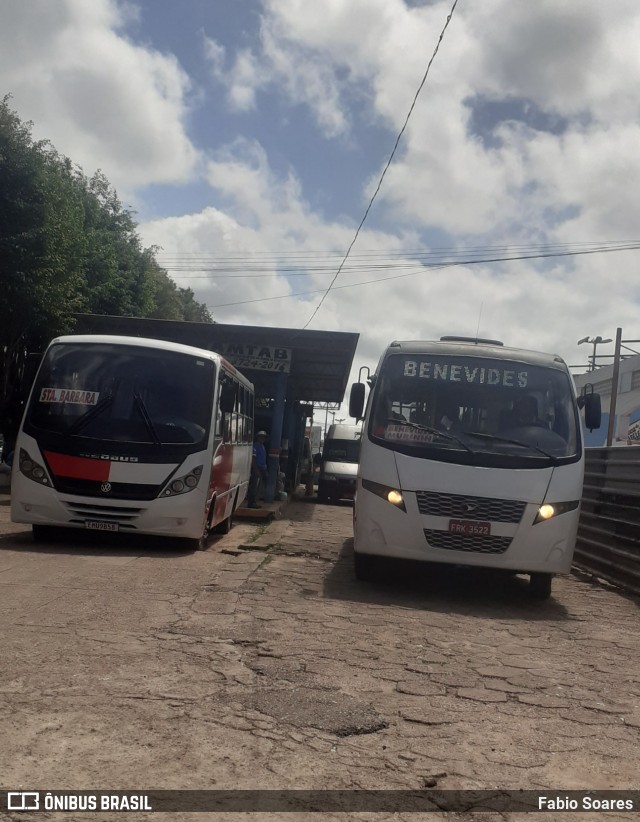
top-left (1, 494), bottom-right (639, 821)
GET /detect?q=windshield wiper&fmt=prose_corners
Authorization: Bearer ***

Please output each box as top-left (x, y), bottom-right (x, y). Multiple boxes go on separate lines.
top-left (386, 418), bottom-right (475, 455)
top-left (68, 394), bottom-right (114, 436)
top-left (133, 389), bottom-right (162, 446)
top-left (465, 431), bottom-right (558, 461)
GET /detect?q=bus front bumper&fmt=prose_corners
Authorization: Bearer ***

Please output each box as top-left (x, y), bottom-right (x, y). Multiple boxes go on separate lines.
top-left (11, 472), bottom-right (208, 540)
top-left (353, 492), bottom-right (579, 575)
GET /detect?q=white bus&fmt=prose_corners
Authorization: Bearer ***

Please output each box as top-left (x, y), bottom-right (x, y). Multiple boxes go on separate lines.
top-left (349, 337), bottom-right (601, 599)
top-left (11, 335), bottom-right (254, 549)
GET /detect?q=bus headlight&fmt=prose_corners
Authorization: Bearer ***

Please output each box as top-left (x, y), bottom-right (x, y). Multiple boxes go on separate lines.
top-left (362, 478), bottom-right (406, 512)
top-left (161, 465), bottom-right (203, 497)
top-left (19, 449), bottom-right (51, 486)
top-left (533, 500), bottom-right (579, 524)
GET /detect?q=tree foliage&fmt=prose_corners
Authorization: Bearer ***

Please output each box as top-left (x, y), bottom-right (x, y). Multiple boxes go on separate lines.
top-left (0, 96), bottom-right (212, 443)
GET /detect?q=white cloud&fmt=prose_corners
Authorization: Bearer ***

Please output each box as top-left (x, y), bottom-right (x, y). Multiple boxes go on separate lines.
top-left (202, 35), bottom-right (226, 75)
top-left (140, 139), bottom-right (424, 334)
top-left (0, 0), bottom-right (198, 192)
top-left (203, 5), bottom-right (351, 137)
top-left (203, 36), bottom-right (265, 112)
top-left (259, 23), bottom-right (349, 137)
top-left (243, 0), bottom-right (640, 246)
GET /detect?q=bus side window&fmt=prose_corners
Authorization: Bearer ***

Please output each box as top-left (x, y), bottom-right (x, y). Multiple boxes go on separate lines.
top-left (238, 386), bottom-right (244, 443)
top-left (215, 404), bottom-right (223, 438)
top-left (240, 386), bottom-right (249, 443)
top-left (247, 393), bottom-right (254, 443)
top-left (232, 378), bottom-right (240, 444)
top-left (220, 373), bottom-right (234, 442)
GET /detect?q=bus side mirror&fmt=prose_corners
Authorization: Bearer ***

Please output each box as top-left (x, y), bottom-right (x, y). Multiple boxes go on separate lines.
top-left (583, 393), bottom-right (601, 431)
top-left (220, 384), bottom-right (235, 414)
top-left (349, 382), bottom-right (365, 421)
top-left (578, 388), bottom-right (601, 432)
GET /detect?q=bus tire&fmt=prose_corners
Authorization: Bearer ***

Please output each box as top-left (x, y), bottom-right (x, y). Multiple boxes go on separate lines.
top-left (32, 524), bottom-right (60, 543)
top-left (529, 572), bottom-right (553, 600)
top-left (354, 551), bottom-right (376, 581)
top-left (186, 523), bottom-right (210, 552)
top-left (215, 514), bottom-right (233, 535)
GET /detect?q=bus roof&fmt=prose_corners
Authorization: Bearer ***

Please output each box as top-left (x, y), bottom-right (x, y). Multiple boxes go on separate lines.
top-left (48, 335), bottom-right (254, 389)
top-left (379, 339), bottom-right (568, 372)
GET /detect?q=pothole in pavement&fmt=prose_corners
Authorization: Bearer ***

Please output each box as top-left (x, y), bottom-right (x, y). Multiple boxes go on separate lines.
top-left (240, 686), bottom-right (388, 737)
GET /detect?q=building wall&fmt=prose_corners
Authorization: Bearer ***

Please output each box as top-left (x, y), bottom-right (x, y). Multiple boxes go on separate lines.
top-left (573, 354), bottom-right (640, 446)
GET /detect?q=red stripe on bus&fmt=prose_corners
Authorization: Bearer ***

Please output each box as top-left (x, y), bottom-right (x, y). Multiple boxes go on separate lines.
top-left (43, 451), bottom-right (111, 481)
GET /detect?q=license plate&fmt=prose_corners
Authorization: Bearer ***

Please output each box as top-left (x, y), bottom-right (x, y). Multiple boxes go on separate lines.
top-left (449, 519), bottom-right (491, 536)
top-left (85, 520), bottom-right (119, 532)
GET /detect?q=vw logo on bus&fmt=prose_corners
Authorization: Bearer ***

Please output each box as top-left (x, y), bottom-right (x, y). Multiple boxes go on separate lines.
top-left (100, 482), bottom-right (112, 494)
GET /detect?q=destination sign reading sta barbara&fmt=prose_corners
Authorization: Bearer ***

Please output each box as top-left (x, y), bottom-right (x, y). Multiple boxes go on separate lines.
top-left (403, 360), bottom-right (528, 388)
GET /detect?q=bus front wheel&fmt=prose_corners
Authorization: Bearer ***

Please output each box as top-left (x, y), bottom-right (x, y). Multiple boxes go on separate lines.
top-left (529, 572), bottom-right (553, 600)
top-left (214, 514), bottom-right (233, 535)
top-left (186, 522), bottom-right (210, 552)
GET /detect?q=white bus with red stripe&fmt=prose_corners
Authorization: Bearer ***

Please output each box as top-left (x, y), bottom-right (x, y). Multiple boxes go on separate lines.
top-left (11, 335), bottom-right (254, 548)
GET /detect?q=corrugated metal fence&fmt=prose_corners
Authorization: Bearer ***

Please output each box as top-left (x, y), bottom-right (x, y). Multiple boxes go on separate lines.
top-left (576, 447), bottom-right (640, 595)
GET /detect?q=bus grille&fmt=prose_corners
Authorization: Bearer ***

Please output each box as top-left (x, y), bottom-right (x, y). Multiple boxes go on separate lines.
top-left (64, 502), bottom-right (143, 521)
top-left (415, 491), bottom-right (526, 523)
top-left (54, 477), bottom-right (160, 501)
top-left (424, 529), bottom-right (512, 554)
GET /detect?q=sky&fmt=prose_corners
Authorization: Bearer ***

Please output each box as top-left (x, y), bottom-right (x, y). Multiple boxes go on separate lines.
top-left (3, 0), bottom-right (640, 411)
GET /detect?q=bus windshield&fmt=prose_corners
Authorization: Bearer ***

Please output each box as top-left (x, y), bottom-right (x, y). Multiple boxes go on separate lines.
top-left (27, 343), bottom-right (214, 446)
top-left (370, 353), bottom-right (578, 463)
top-left (323, 439), bottom-right (361, 463)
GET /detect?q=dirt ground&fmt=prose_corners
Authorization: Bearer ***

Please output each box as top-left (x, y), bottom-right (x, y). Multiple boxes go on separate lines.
top-left (1, 494), bottom-right (639, 822)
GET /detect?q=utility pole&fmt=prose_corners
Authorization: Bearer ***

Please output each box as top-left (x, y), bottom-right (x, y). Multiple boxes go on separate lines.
top-left (606, 327), bottom-right (623, 446)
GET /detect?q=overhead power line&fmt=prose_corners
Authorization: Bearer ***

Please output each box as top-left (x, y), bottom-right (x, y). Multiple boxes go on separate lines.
top-left (157, 240), bottom-right (640, 279)
top-left (204, 242), bottom-right (639, 309)
top-left (299, 0), bottom-right (461, 330)
top-left (207, 265), bottom-right (452, 309)
top-left (156, 238), bottom-right (638, 264)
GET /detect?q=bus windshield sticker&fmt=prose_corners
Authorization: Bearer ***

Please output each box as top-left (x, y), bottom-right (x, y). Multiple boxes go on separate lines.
top-left (403, 360), bottom-right (528, 387)
top-left (386, 424), bottom-right (434, 443)
top-left (39, 388), bottom-right (100, 405)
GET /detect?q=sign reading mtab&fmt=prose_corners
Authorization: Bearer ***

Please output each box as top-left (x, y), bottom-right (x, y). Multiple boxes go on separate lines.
top-left (222, 344), bottom-right (292, 374)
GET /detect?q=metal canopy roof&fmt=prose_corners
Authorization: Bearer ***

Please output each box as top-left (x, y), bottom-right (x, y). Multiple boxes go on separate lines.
top-left (73, 315), bottom-right (359, 404)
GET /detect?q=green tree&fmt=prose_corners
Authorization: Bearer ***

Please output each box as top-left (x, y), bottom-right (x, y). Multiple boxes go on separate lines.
top-left (78, 170), bottom-right (157, 317)
top-left (177, 286), bottom-right (213, 323)
top-left (0, 96), bottom-right (86, 422)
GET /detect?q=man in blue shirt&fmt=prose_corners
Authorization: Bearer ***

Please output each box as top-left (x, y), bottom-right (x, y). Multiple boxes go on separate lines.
top-left (247, 430), bottom-right (268, 508)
